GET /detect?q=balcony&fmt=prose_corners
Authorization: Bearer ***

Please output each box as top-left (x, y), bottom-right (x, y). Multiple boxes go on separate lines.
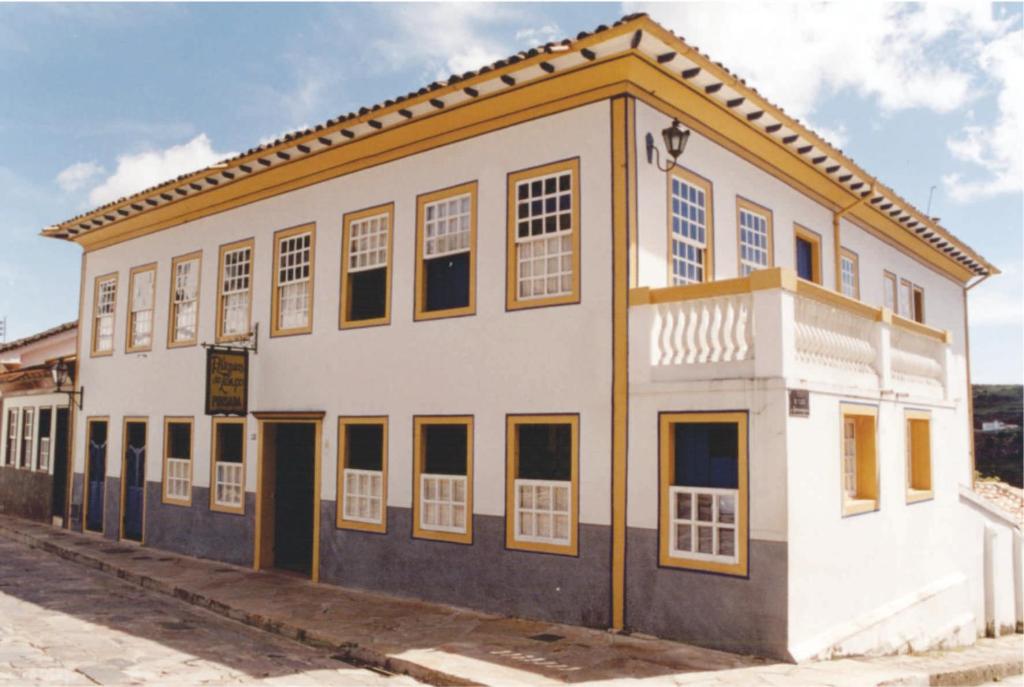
top-left (629, 268), bottom-right (953, 400)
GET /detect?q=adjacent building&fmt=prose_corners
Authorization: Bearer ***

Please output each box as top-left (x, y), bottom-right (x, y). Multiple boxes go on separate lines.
top-left (34, 14), bottom-right (1018, 660)
top-left (0, 322), bottom-right (76, 524)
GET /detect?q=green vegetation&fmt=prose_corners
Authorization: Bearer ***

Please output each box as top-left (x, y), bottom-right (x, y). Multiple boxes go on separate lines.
top-left (973, 384), bottom-right (1022, 487)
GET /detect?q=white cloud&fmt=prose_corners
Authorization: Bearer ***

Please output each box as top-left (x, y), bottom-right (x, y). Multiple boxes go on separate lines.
top-left (86, 134), bottom-right (235, 207)
top-left (626, 3), bottom-right (1006, 121)
top-left (515, 24), bottom-right (561, 47)
top-left (943, 28), bottom-right (1023, 203)
top-left (968, 260), bottom-right (1023, 328)
top-left (55, 161), bottom-right (104, 193)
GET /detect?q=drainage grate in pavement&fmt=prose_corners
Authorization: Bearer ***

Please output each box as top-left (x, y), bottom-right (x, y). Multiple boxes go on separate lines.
top-left (528, 633), bottom-right (565, 643)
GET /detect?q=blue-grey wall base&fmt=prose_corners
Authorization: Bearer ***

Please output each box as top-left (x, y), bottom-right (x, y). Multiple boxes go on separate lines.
top-left (103, 477), bottom-right (120, 540)
top-left (626, 527), bottom-right (790, 659)
top-left (70, 472), bottom-right (83, 531)
top-left (144, 482), bottom-right (254, 567)
top-left (320, 503), bottom-right (612, 628)
top-left (0, 467), bottom-right (53, 523)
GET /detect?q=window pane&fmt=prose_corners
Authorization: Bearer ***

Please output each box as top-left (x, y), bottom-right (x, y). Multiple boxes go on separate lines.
top-left (673, 422), bottom-right (739, 489)
top-left (516, 423), bottom-right (571, 480)
top-left (346, 424), bottom-right (384, 471)
top-left (348, 267), bottom-right (387, 321)
top-left (215, 423), bottom-right (243, 464)
top-left (167, 423), bottom-right (191, 460)
top-left (424, 252), bottom-right (470, 312)
top-left (423, 424), bottom-right (467, 475)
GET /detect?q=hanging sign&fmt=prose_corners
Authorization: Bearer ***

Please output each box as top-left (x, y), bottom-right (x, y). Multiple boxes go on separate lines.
top-left (205, 348), bottom-right (248, 416)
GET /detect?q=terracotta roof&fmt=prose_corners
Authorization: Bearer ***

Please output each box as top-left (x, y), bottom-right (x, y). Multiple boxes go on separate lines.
top-left (0, 321), bottom-right (77, 355)
top-left (38, 13), bottom-right (995, 277)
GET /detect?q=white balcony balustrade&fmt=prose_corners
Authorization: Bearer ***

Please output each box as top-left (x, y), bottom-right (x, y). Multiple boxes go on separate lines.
top-left (630, 267), bottom-right (952, 399)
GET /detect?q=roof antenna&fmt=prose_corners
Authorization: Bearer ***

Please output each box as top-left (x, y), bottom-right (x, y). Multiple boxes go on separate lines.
top-left (926, 185), bottom-right (937, 218)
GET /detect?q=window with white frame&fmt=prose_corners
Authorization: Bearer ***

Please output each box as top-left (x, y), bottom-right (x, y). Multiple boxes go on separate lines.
top-left (418, 186), bottom-right (474, 316)
top-left (883, 272), bottom-right (898, 312)
top-left (660, 412), bottom-right (748, 575)
top-left (4, 409), bottom-right (17, 466)
top-left (276, 230), bottom-right (312, 332)
top-left (842, 417), bottom-right (857, 498)
top-left (899, 279), bottom-right (913, 319)
top-left (507, 417), bottom-right (577, 554)
top-left (343, 209), bottom-right (390, 325)
top-left (514, 168), bottom-right (574, 301)
top-left (670, 173), bottom-right (710, 285)
top-left (840, 249), bottom-right (859, 298)
top-left (163, 420), bottom-right (192, 504)
top-left (212, 420), bottom-right (244, 511)
top-left (840, 404), bottom-right (878, 515)
top-left (93, 276), bottom-right (117, 354)
top-left (170, 256), bottom-right (200, 344)
top-left (19, 408), bottom-right (33, 469)
top-left (36, 408), bottom-right (52, 472)
top-left (414, 418), bottom-right (472, 542)
top-left (128, 267), bottom-right (155, 350)
top-left (338, 419), bottom-right (386, 528)
top-left (220, 244), bottom-right (252, 339)
top-left (738, 202), bottom-right (771, 276)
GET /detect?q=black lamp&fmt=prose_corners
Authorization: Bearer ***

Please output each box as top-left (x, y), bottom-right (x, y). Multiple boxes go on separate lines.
top-left (51, 359), bottom-right (83, 410)
top-left (646, 119), bottom-right (691, 172)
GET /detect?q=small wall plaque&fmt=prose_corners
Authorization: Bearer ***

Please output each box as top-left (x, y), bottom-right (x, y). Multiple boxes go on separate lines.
top-left (789, 389), bottom-right (810, 417)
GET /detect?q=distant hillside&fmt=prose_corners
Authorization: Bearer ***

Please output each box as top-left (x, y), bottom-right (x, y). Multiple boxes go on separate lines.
top-left (974, 384), bottom-right (1023, 487)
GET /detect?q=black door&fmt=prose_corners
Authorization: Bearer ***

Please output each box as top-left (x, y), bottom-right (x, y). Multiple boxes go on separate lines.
top-left (86, 421), bottom-right (107, 533)
top-left (273, 423), bottom-right (315, 575)
top-left (51, 408), bottom-right (70, 521)
top-left (122, 421), bottom-right (146, 541)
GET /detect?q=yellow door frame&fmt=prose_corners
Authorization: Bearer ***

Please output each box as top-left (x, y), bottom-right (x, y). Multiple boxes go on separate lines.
top-left (118, 416), bottom-right (148, 544)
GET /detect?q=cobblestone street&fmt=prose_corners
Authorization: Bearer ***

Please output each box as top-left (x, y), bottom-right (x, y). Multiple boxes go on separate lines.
top-left (0, 537), bottom-right (415, 685)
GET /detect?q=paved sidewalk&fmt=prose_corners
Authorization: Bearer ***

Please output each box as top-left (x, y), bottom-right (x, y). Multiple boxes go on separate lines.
top-left (1, 516), bottom-right (1021, 686)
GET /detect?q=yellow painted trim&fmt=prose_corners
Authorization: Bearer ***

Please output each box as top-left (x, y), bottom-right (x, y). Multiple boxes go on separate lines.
top-left (215, 237), bottom-right (255, 343)
top-left (412, 415), bottom-right (474, 545)
top-left (840, 403), bottom-right (879, 517)
top-left (504, 414), bottom-right (579, 556)
top-left (892, 313), bottom-right (948, 342)
top-left (339, 204), bottom-right (394, 330)
top-left (209, 416), bottom-right (246, 515)
top-left (839, 247), bottom-right (861, 300)
top-left (125, 263), bottom-right (157, 353)
top-left (735, 196), bottom-right (774, 275)
top-left (627, 97), bottom-right (639, 288)
top-left (414, 182), bottom-right (477, 321)
top-left (270, 223), bottom-right (316, 337)
top-left (253, 415), bottom-right (322, 582)
top-left (336, 416), bottom-right (388, 534)
top-left (793, 224), bottom-right (822, 285)
top-left (82, 416), bottom-right (110, 535)
top-left (610, 96), bottom-right (631, 628)
top-left (166, 251), bottom-right (202, 349)
top-left (658, 411), bottom-right (749, 576)
top-left (161, 416), bottom-right (194, 507)
top-left (667, 165), bottom-right (715, 285)
top-left (90, 273), bottom-right (118, 358)
top-left (119, 416), bottom-right (148, 543)
top-left (505, 158), bottom-right (582, 311)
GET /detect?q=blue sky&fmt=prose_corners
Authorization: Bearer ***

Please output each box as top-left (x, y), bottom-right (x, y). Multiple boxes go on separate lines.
top-left (1, 3), bottom-right (1021, 383)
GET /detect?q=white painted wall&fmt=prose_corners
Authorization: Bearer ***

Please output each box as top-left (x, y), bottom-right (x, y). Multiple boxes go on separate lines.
top-left (0, 328), bottom-right (76, 368)
top-left (75, 102), bottom-right (615, 525)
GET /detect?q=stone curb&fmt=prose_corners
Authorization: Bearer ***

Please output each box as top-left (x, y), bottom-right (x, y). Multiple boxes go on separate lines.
top-left (929, 659), bottom-right (1023, 686)
top-left (0, 523), bottom-right (476, 686)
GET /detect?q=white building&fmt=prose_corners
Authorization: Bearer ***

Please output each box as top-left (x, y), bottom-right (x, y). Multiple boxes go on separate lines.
top-left (34, 14), bottom-right (1020, 660)
top-left (0, 322), bottom-right (77, 524)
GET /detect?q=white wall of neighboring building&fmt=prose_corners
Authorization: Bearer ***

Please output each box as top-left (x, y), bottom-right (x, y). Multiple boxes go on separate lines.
top-left (74, 102), bottom-right (615, 525)
top-left (0, 328), bottom-right (76, 368)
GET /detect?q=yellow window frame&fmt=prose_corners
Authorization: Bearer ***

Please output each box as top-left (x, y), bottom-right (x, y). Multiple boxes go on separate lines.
top-left (215, 237), bottom-right (255, 343)
top-left (793, 224), bottom-right (822, 284)
top-left (90, 272), bottom-right (118, 357)
top-left (840, 403), bottom-right (878, 516)
top-left (905, 410), bottom-right (933, 503)
top-left (125, 263), bottom-right (157, 353)
top-left (270, 223), bottom-right (316, 337)
top-left (658, 411), bottom-right (749, 576)
top-left (415, 182), bottom-right (477, 320)
top-left (167, 251), bottom-right (203, 348)
top-left (161, 416), bottom-right (194, 507)
top-left (735, 196), bottom-right (774, 276)
top-left (505, 158), bottom-right (581, 311)
top-left (505, 414), bottom-right (580, 556)
top-left (340, 204), bottom-right (394, 329)
top-left (412, 415), bottom-right (474, 545)
top-left (336, 416), bottom-right (389, 533)
top-left (210, 416), bottom-right (246, 515)
top-left (666, 166), bottom-right (715, 285)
